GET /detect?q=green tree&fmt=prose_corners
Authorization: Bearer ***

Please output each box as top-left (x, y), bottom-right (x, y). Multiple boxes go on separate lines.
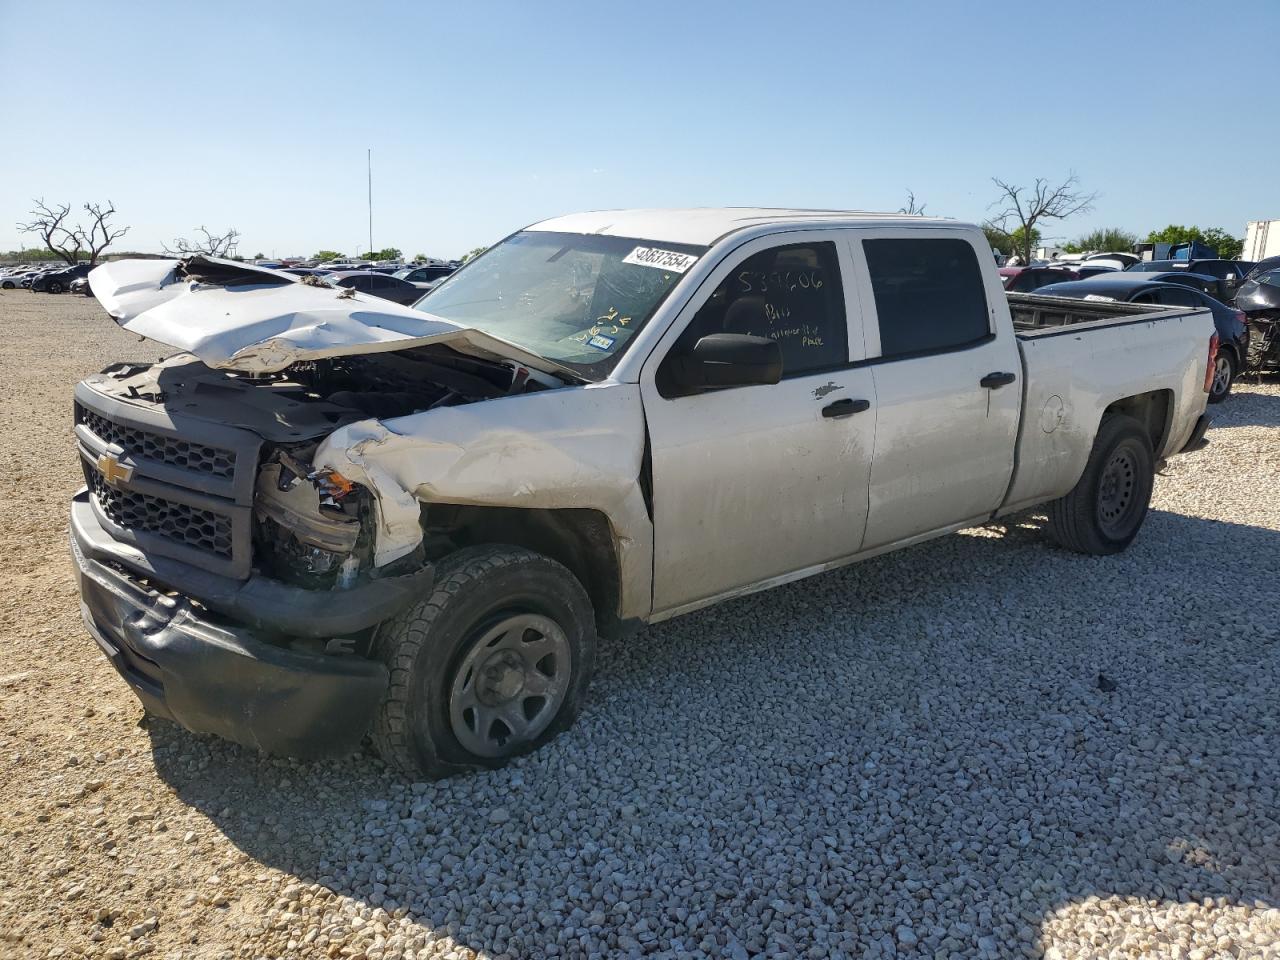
top-left (461, 246), bottom-right (487, 263)
top-left (313, 250), bottom-right (345, 261)
top-left (1200, 228), bottom-right (1243, 260)
top-left (983, 225), bottom-right (1041, 260)
top-left (412, 253), bottom-right (429, 262)
top-left (1063, 227), bottom-right (1138, 254)
top-left (1144, 225), bottom-right (1243, 260)
top-left (360, 247), bottom-right (402, 261)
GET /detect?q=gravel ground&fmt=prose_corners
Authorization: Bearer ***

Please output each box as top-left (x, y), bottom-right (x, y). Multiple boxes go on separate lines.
top-left (2, 288), bottom-right (1278, 960)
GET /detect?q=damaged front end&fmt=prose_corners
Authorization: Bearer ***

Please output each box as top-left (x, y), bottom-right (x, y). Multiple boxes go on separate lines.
top-left (69, 341), bottom-right (559, 756)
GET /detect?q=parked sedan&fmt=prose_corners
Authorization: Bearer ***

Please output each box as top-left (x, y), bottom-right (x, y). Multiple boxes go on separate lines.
top-left (1182, 259), bottom-right (1255, 301)
top-left (393, 264), bottom-right (456, 290)
top-left (30, 262), bottom-right (93, 293)
top-left (999, 266), bottom-right (1078, 292)
top-left (325, 270), bottom-right (423, 306)
top-left (1140, 271), bottom-right (1220, 296)
top-left (1035, 275), bottom-right (1249, 403)
top-left (69, 277), bottom-right (94, 296)
top-left (1234, 263), bottom-right (1280, 373)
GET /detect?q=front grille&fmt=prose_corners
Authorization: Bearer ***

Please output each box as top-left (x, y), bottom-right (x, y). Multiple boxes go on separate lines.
top-left (77, 404), bottom-right (235, 478)
top-left (87, 470), bottom-right (233, 558)
top-left (75, 384), bottom-right (259, 578)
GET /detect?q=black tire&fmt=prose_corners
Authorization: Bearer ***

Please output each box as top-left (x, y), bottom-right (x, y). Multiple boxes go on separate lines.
top-left (49, 281), bottom-right (64, 294)
top-left (371, 545), bottom-right (596, 778)
top-left (1207, 350), bottom-right (1234, 404)
top-left (1047, 414), bottom-right (1155, 555)
top-left (0, 281), bottom-right (14, 290)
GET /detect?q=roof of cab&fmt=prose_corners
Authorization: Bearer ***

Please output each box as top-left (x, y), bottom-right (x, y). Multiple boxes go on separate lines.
top-left (526, 208), bottom-right (959, 247)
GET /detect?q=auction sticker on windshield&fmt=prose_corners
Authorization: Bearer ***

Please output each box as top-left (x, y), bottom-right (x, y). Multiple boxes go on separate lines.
top-left (622, 247), bottom-right (699, 273)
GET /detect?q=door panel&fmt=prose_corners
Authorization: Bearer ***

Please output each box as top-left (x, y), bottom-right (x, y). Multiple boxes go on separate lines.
top-left (645, 370), bottom-right (876, 610)
top-left (863, 342), bottom-right (1020, 548)
top-left (849, 230), bottom-right (1022, 549)
top-left (640, 231), bottom-right (875, 613)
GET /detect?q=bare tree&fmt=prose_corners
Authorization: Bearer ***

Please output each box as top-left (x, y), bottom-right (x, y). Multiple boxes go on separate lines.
top-left (986, 173), bottom-right (1097, 266)
top-left (897, 190), bottom-right (927, 216)
top-left (77, 201), bottom-right (129, 265)
top-left (16, 199), bottom-right (130, 265)
top-left (17, 200), bottom-right (84, 264)
top-left (164, 226), bottom-right (241, 258)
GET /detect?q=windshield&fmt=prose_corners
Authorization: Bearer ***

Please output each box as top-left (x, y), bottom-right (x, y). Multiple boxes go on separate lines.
top-left (414, 230), bottom-right (705, 378)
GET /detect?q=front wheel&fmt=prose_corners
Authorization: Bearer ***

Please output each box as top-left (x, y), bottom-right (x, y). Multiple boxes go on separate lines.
top-left (48, 281), bottom-right (64, 294)
top-left (1047, 414), bottom-right (1155, 555)
top-left (371, 546), bottom-right (597, 779)
top-left (1208, 351), bottom-right (1234, 404)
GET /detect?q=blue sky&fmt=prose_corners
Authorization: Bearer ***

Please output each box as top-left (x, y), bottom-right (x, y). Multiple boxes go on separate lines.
top-left (2, 0), bottom-right (1277, 259)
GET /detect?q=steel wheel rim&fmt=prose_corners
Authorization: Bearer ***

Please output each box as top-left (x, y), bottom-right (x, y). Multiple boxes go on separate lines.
top-left (1096, 446), bottom-right (1140, 536)
top-left (448, 612), bottom-right (571, 758)
top-left (1212, 356), bottom-right (1231, 394)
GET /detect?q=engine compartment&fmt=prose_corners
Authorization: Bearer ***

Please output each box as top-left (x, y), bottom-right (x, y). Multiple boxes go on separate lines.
top-left (88, 344), bottom-right (559, 589)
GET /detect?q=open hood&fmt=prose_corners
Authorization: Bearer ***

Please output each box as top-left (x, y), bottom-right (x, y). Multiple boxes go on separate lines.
top-left (87, 256), bottom-right (577, 378)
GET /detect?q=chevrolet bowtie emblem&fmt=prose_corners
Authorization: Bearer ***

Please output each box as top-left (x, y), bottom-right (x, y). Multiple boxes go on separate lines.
top-left (96, 452), bottom-right (134, 486)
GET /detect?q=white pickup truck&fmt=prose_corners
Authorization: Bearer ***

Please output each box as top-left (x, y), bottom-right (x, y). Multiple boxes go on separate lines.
top-left (72, 209), bottom-right (1217, 777)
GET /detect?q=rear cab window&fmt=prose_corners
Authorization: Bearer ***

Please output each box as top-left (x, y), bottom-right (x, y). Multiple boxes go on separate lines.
top-left (861, 237), bottom-right (991, 358)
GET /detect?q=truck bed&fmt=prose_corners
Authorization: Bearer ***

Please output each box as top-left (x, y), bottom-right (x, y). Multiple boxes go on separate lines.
top-left (1008, 292), bottom-right (1177, 336)
top-left (1001, 292), bottom-right (1215, 516)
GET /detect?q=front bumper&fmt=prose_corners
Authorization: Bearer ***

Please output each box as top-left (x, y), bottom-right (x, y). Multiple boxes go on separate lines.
top-left (70, 488), bottom-right (433, 758)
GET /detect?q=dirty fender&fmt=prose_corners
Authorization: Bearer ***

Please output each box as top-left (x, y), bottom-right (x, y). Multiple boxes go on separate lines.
top-left (314, 382), bottom-right (653, 618)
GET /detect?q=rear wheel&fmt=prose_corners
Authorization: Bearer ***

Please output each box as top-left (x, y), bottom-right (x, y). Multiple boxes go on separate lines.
top-left (1208, 351), bottom-right (1234, 403)
top-left (48, 281), bottom-right (64, 294)
top-left (371, 546), bottom-right (596, 778)
top-left (1047, 414), bottom-right (1154, 555)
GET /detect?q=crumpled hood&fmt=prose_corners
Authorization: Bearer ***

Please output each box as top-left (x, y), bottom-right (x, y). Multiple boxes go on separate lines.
top-left (88, 256), bottom-right (573, 377)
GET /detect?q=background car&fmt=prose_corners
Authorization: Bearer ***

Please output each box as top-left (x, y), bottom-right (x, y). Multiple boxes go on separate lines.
top-left (1035, 274), bottom-right (1249, 402)
top-left (1234, 263), bottom-right (1280, 372)
top-left (325, 270), bottom-right (423, 305)
top-left (1136, 271), bottom-right (1221, 296)
top-left (69, 277), bottom-right (94, 296)
top-left (999, 266), bottom-right (1078, 292)
top-left (393, 263), bottom-right (456, 290)
top-left (30, 263), bottom-right (92, 293)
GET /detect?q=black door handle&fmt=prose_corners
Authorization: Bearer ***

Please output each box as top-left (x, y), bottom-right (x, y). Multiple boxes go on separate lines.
top-left (821, 398), bottom-right (871, 418)
top-left (980, 371), bottom-right (1017, 389)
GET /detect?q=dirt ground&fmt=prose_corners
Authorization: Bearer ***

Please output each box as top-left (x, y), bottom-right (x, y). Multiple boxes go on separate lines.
top-left (1, 289), bottom-right (1278, 960)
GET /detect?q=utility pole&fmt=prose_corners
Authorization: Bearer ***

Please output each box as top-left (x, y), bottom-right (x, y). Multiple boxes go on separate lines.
top-left (367, 148), bottom-right (373, 260)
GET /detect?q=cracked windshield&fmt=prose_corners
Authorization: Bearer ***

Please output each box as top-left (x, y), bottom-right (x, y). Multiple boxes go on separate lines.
top-left (416, 230), bottom-right (706, 377)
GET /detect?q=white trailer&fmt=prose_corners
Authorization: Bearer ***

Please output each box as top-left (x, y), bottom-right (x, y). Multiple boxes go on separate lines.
top-left (1244, 219), bottom-right (1280, 261)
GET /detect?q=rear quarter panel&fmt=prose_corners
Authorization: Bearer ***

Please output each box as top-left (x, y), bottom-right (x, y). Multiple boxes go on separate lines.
top-left (1002, 309), bottom-right (1213, 512)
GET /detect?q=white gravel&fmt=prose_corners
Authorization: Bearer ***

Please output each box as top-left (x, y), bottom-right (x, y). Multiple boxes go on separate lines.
top-left (2, 289), bottom-right (1279, 959)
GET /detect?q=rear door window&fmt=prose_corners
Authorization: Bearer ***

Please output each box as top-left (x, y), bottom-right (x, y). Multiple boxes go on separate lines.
top-left (863, 238), bottom-right (990, 358)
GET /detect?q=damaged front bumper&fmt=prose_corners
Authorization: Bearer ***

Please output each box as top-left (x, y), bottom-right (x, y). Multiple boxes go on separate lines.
top-left (70, 489), bottom-right (433, 758)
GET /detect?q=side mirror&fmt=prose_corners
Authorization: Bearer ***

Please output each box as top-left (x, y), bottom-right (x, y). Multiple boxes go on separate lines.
top-left (668, 333), bottom-right (782, 394)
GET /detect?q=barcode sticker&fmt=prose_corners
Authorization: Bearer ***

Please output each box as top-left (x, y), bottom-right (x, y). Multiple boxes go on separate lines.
top-left (622, 247), bottom-right (698, 273)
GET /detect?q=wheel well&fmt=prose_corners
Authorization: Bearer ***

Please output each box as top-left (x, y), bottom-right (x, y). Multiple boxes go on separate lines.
top-left (1102, 389), bottom-right (1172, 454)
top-left (423, 504), bottom-right (622, 638)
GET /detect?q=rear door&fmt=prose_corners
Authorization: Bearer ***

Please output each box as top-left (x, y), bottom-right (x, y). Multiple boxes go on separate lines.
top-left (850, 230), bottom-right (1023, 550)
top-left (641, 232), bottom-right (876, 613)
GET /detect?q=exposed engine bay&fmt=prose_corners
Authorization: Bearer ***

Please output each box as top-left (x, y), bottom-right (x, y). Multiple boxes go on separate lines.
top-left (83, 345), bottom-right (560, 590)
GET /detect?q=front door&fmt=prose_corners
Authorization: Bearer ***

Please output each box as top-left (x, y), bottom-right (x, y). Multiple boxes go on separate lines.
top-left (641, 233), bottom-right (876, 614)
